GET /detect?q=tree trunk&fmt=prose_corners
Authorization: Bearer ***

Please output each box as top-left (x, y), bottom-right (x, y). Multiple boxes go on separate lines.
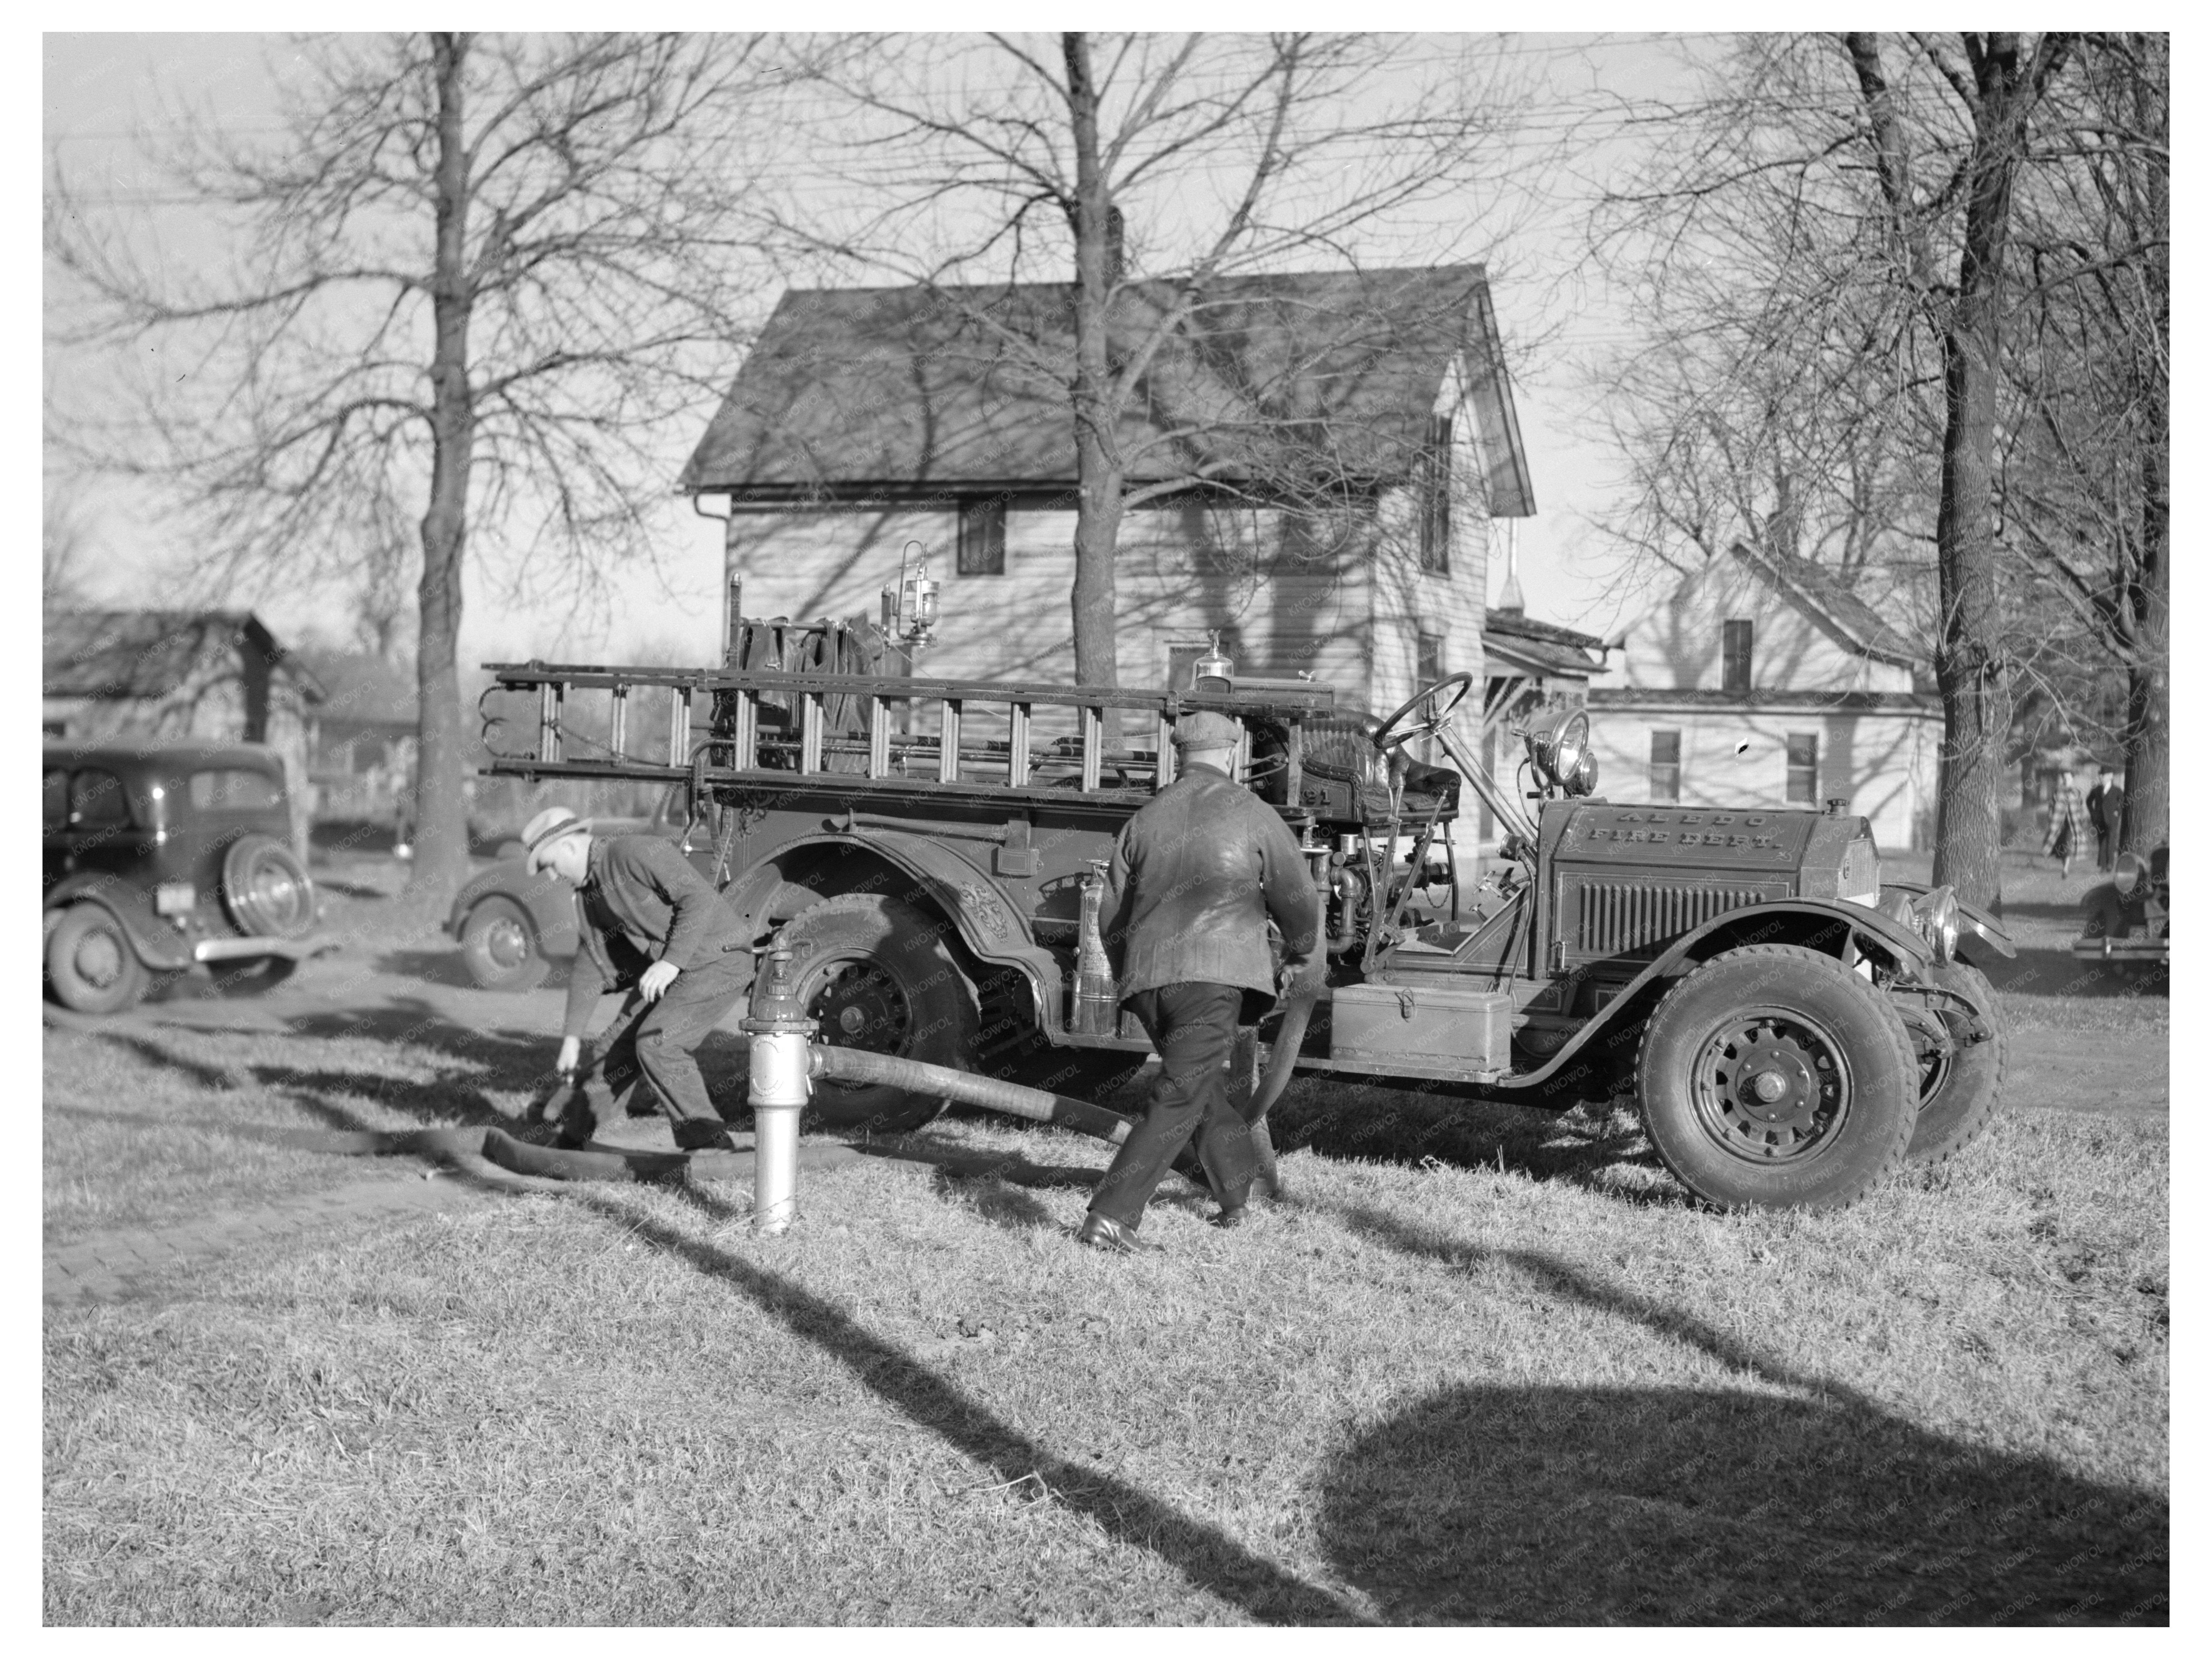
top-left (405, 32), bottom-right (477, 910)
top-left (1927, 35), bottom-right (2058, 912)
top-left (1062, 32), bottom-right (1123, 693)
top-left (2121, 434), bottom-right (2169, 855)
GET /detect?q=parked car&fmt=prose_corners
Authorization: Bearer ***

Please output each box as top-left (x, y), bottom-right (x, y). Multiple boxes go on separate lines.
top-left (43, 742), bottom-right (333, 1014)
top-left (2074, 846), bottom-right (2169, 977)
top-left (446, 783), bottom-right (717, 990)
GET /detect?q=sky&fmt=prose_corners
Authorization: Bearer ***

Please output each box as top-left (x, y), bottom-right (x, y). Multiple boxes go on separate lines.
top-left (41, 29), bottom-right (1710, 669)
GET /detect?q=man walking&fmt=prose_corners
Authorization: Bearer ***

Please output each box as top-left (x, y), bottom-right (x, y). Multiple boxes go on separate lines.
top-left (1078, 711), bottom-right (1322, 1254)
top-left (521, 806), bottom-right (752, 1154)
top-left (2086, 766), bottom-right (2126, 873)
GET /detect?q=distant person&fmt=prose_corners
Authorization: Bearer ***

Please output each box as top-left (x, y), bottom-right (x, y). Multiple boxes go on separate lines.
top-left (1077, 710), bottom-right (1322, 1254)
top-left (2086, 766), bottom-right (2126, 873)
top-left (2044, 772), bottom-right (2088, 879)
top-left (521, 807), bottom-right (752, 1154)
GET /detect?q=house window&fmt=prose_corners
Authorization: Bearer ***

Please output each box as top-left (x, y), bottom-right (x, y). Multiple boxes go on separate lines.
top-left (1786, 732), bottom-right (1820, 804)
top-left (1419, 415), bottom-right (1452, 574)
top-left (957, 496), bottom-right (1007, 576)
top-left (1648, 730), bottom-right (1682, 802)
top-left (1166, 628), bottom-right (1241, 691)
top-left (1416, 630), bottom-right (1445, 686)
top-left (1722, 619), bottom-right (1753, 692)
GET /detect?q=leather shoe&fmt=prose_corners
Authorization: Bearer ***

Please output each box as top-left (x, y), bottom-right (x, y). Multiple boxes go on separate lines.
top-left (1076, 1213), bottom-right (1162, 1255)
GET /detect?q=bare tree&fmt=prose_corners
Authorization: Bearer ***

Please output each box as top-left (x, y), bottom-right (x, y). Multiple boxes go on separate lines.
top-left (43, 477), bottom-right (99, 609)
top-left (1997, 31), bottom-right (2167, 855)
top-left (778, 31), bottom-right (1547, 691)
top-left (48, 32), bottom-right (788, 906)
top-left (1592, 33), bottom-right (2091, 907)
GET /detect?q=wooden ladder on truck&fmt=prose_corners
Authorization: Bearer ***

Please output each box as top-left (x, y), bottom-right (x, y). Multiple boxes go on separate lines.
top-left (477, 647), bottom-right (1334, 806)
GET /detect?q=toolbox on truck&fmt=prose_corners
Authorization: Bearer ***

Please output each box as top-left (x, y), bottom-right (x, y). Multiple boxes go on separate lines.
top-left (1328, 981), bottom-right (1512, 1077)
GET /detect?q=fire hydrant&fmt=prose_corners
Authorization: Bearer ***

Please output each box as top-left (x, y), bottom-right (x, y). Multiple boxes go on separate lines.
top-left (741, 947), bottom-right (814, 1234)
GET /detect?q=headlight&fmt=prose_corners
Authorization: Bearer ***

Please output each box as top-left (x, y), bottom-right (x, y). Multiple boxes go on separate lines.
top-left (1524, 708), bottom-right (1591, 791)
top-left (155, 882), bottom-right (196, 917)
top-left (1566, 750), bottom-right (1598, 797)
top-left (1910, 884), bottom-right (1961, 964)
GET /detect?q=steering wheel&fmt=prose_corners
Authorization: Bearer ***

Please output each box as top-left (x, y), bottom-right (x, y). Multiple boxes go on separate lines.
top-left (1372, 672), bottom-right (1476, 753)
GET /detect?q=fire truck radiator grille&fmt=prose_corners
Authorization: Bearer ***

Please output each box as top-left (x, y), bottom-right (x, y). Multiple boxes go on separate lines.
top-left (1572, 883), bottom-right (1770, 959)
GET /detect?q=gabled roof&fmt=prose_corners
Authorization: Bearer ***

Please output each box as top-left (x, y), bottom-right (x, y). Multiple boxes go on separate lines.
top-left (1482, 609), bottom-right (1610, 680)
top-left (43, 610), bottom-right (323, 702)
top-left (1728, 542), bottom-right (1924, 671)
top-left (681, 266), bottom-right (1535, 515)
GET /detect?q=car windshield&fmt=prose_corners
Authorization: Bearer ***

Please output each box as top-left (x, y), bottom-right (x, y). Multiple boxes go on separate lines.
top-left (189, 768), bottom-right (282, 812)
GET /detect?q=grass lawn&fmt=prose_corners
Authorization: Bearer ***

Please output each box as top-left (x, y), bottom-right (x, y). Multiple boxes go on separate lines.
top-left (44, 948), bottom-right (2168, 1625)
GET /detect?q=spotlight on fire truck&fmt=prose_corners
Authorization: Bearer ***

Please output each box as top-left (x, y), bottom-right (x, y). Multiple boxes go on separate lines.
top-left (1524, 707), bottom-right (1597, 797)
top-left (881, 541), bottom-right (940, 649)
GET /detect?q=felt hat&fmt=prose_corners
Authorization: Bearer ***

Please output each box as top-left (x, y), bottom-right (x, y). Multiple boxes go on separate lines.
top-left (521, 806), bottom-right (593, 874)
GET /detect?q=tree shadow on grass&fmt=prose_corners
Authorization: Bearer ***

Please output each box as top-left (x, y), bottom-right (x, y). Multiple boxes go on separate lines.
top-left (1313, 1203), bottom-right (2169, 1625)
top-left (1967, 943), bottom-right (2166, 1001)
top-left (593, 1182), bottom-right (1365, 1626)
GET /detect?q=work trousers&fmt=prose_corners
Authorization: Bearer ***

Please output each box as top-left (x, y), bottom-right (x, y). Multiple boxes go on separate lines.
top-left (558, 949), bottom-right (750, 1150)
top-left (1087, 981), bottom-right (1260, 1230)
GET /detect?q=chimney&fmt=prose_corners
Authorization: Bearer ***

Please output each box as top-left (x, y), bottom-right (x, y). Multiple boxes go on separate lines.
top-left (1496, 519), bottom-right (1525, 615)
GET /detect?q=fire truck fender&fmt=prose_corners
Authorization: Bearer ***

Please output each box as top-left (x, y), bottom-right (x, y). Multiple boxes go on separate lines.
top-left (1493, 898), bottom-right (1937, 1100)
top-left (725, 830), bottom-right (1067, 1027)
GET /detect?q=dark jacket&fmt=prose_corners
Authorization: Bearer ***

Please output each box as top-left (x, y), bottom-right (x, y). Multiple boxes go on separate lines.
top-left (2088, 782), bottom-right (2125, 833)
top-left (1103, 760), bottom-right (1322, 1007)
top-left (562, 834), bottom-right (748, 1040)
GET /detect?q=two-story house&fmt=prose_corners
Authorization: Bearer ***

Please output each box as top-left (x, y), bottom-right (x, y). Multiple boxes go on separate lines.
top-left (1585, 542), bottom-right (1940, 851)
top-left (677, 266), bottom-right (1537, 738)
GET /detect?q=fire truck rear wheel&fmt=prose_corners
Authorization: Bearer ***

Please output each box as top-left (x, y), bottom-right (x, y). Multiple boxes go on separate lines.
top-left (1902, 961), bottom-right (2007, 1166)
top-left (1636, 943), bottom-right (1916, 1212)
top-left (776, 892), bottom-right (979, 1134)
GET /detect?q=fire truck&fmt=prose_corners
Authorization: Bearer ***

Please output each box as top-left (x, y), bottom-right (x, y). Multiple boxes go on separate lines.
top-left (477, 581), bottom-right (2010, 1213)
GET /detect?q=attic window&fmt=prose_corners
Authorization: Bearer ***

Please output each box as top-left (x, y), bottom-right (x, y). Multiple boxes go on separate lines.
top-left (1419, 415), bottom-right (1452, 574)
top-left (958, 497), bottom-right (1007, 576)
top-left (1722, 620), bottom-right (1753, 692)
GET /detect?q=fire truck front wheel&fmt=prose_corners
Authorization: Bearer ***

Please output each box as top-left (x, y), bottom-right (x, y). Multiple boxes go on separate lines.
top-left (1635, 943), bottom-right (1916, 1212)
top-left (776, 893), bottom-right (979, 1134)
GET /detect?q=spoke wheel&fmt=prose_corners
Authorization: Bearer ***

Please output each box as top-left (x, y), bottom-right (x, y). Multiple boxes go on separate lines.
top-left (1636, 943), bottom-right (1915, 1211)
top-left (1687, 1009), bottom-right (1850, 1163)
top-left (776, 893), bottom-right (979, 1134)
top-left (1900, 961), bottom-right (2007, 1166)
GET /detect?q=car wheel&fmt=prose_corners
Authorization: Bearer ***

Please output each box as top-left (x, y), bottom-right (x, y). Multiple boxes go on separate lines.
top-left (459, 895), bottom-right (550, 992)
top-left (1635, 943), bottom-right (1916, 1211)
top-left (775, 893), bottom-right (979, 1134)
top-left (1901, 961), bottom-right (2007, 1166)
top-left (46, 904), bottom-right (148, 1015)
top-left (222, 835), bottom-right (316, 938)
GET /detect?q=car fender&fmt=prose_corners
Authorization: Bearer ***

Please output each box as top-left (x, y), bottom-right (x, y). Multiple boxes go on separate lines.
top-left (448, 859), bottom-right (579, 956)
top-left (1879, 879), bottom-right (2017, 957)
top-left (1426, 897), bottom-right (1937, 1099)
top-left (732, 828), bottom-right (1068, 1032)
top-left (43, 879), bottom-right (194, 972)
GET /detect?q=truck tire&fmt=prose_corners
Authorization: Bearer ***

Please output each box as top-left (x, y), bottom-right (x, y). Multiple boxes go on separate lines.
top-left (1635, 944), bottom-right (1916, 1211)
top-left (222, 835), bottom-right (315, 938)
top-left (459, 896), bottom-right (550, 992)
top-left (47, 903), bottom-right (148, 1015)
top-left (1902, 961), bottom-right (2007, 1166)
top-left (776, 893), bottom-right (979, 1134)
